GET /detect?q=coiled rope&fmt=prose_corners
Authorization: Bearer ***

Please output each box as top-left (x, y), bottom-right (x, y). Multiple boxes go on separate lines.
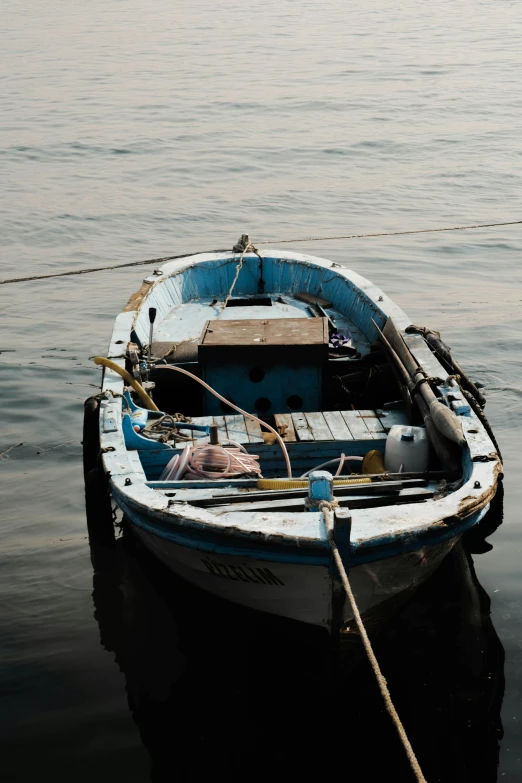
top-left (1, 219), bottom-right (520, 286)
top-left (160, 440), bottom-right (261, 481)
top-left (322, 502), bottom-right (427, 783)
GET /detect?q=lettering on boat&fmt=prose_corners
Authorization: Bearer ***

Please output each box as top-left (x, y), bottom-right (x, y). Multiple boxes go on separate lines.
top-left (201, 559), bottom-right (285, 586)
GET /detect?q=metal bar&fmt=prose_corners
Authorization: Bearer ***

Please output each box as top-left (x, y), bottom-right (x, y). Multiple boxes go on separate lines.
top-left (202, 492), bottom-right (434, 513)
top-left (187, 479), bottom-right (426, 507)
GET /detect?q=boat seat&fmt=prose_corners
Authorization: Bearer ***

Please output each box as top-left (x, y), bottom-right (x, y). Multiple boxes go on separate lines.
top-left (177, 409), bottom-right (409, 444)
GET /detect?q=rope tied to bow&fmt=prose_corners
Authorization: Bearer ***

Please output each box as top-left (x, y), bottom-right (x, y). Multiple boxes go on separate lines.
top-left (219, 235), bottom-right (262, 314)
top-left (304, 497), bottom-right (340, 511)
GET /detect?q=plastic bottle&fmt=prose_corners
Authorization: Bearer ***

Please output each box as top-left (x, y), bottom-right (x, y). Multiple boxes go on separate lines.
top-left (384, 425), bottom-right (429, 473)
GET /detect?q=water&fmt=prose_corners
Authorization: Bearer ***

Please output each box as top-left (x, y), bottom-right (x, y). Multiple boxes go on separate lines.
top-left (1, 1), bottom-right (522, 779)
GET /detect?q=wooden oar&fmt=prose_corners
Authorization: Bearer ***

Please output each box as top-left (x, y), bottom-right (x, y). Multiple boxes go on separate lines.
top-left (406, 325), bottom-right (487, 408)
top-left (381, 318), bottom-right (466, 448)
top-left (372, 319), bottom-right (462, 473)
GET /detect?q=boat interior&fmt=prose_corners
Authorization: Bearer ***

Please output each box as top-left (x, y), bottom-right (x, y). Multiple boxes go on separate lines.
top-left (118, 274), bottom-right (460, 511)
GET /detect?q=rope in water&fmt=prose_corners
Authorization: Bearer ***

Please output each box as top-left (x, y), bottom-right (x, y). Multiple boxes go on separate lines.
top-left (321, 502), bottom-right (427, 783)
top-left (0, 218), bottom-right (520, 286)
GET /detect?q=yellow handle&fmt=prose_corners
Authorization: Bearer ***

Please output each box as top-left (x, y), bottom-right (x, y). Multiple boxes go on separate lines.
top-left (93, 356), bottom-right (159, 411)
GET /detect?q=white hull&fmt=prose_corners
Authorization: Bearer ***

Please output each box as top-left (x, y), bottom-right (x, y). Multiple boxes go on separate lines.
top-left (131, 521), bottom-right (455, 631)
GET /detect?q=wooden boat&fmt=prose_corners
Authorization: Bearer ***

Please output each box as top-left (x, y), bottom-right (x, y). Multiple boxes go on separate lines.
top-left (86, 238), bottom-right (502, 635)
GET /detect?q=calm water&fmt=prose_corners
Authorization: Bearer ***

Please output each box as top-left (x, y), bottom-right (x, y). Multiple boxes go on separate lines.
top-left (1, 1), bottom-right (522, 780)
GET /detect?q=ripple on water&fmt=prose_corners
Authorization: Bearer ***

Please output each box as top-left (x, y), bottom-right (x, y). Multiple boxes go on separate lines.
top-left (1, 0), bottom-right (522, 777)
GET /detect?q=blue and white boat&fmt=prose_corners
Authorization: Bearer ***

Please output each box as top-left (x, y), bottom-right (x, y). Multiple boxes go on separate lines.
top-left (87, 237), bottom-right (502, 635)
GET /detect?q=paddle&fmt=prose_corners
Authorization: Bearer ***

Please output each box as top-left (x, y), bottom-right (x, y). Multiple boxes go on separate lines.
top-left (372, 319), bottom-right (462, 473)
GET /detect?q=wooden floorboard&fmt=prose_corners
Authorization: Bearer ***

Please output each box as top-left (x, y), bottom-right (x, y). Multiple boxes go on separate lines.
top-left (304, 411), bottom-right (333, 441)
top-left (190, 408), bottom-right (393, 445)
top-left (323, 410), bottom-right (353, 441)
top-left (291, 412), bottom-right (314, 441)
top-left (340, 410), bottom-right (374, 440)
top-left (376, 409), bottom-right (409, 432)
top-left (357, 409), bottom-right (386, 439)
top-left (274, 413), bottom-right (297, 442)
top-left (244, 417), bottom-right (264, 443)
top-left (224, 414), bottom-right (250, 444)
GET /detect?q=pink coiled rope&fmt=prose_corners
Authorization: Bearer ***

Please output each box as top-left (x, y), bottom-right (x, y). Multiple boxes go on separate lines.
top-left (161, 440), bottom-right (262, 481)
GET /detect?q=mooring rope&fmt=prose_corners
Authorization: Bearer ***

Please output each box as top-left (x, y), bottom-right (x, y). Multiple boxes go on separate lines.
top-left (219, 238), bottom-right (261, 313)
top-left (0, 219), bottom-right (520, 287)
top-left (321, 502), bottom-right (427, 783)
top-left (0, 252), bottom-right (192, 286)
top-left (257, 218), bottom-right (522, 245)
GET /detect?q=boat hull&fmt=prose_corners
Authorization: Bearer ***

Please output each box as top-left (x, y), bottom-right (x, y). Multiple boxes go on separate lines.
top-left (125, 507), bottom-right (475, 632)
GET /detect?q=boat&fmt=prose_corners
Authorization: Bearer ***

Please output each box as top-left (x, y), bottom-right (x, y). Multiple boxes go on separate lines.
top-left (85, 236), bottom-right (502, 635)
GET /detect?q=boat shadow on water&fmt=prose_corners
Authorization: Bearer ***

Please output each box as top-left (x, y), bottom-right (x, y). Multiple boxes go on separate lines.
top-left (86, 482), bottom-right (505, 782)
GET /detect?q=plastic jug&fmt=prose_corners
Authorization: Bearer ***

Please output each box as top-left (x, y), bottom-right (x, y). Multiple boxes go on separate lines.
top-left (384, 425), bottom-right (429, 473)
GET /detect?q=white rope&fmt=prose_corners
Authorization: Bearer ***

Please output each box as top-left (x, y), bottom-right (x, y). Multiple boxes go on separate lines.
top-left (219, 240), bottom-right (258, 313)
top-left (321, 503), bottom-right (427, 783)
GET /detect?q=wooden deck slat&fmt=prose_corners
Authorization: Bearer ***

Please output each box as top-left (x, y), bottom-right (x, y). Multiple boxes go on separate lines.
top-left (191, 409), bottom-right (391, 446)
top-left (291, 412), bottom-right (314, 441)
top-left (323, 411), bottom-right (354, 441)
top-left (244, 416), bottom-right (264, 443)
top-left (376, 409), bottom-right (409, 432)
top-left (304, 412), bottom-right (333, 441)
top-left (340, 411), bottom-right (374, 440)
top-left (274, 413), bottom-right (297, 442)
top-left (357, 409), bottom-right (386, 439)
top-left (224, 414), bottom-right (250, 444)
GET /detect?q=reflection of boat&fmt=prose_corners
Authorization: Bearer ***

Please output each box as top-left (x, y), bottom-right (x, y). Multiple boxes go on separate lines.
top-left (86, 486), bottom-right (505, 780)
top-left (86, 239), bottom-right (502, 633)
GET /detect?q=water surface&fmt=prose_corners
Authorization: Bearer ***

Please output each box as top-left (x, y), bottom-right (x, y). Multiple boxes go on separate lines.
top-left (1, 2), bottom-right (522, 780)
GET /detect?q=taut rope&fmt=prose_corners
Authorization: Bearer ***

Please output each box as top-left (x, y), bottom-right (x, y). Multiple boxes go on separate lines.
top-left (321, 502), bottom-right (427, 783)
top-left (1, 218), bottom-right (520, 286)
top-left (257, 218), bottom-right (522, 245)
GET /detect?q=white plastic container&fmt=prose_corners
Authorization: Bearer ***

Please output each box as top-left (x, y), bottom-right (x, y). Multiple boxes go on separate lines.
top-left (384, 425), bottom-right (429, 473)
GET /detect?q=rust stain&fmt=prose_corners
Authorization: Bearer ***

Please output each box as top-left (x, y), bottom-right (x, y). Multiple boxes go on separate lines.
top-left (123, 280), bottom-right (153, 312)
top-left (454, 459), bottom-right (503, 521)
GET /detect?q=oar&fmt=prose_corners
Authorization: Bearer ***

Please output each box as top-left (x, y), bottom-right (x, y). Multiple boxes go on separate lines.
top-left (373, 319), bottom-right (465, 448)
top-left (407, 325), bottom-right (487, 408)
top-left (372, 320), bottom-right (462, 473)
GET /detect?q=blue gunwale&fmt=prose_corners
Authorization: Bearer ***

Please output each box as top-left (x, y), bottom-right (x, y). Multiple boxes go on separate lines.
top-left (115, 486), bottom-right (490, 567)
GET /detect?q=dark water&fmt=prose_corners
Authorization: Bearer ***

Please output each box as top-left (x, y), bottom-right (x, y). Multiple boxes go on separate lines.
top-left (1, 1), bottom-right (522, 780)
